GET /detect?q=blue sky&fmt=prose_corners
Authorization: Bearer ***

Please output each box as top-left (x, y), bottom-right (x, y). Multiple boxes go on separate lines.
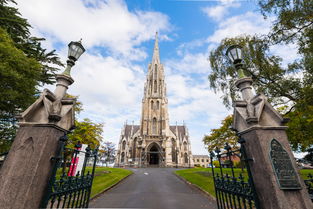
top-left (15, 0), bottom-right (299, 155)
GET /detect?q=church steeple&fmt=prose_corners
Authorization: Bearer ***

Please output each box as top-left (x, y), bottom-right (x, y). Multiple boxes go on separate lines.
top-left (152, 32), bottom-right (160, 64)
top-left (140, 32), bottom-right (169, 136)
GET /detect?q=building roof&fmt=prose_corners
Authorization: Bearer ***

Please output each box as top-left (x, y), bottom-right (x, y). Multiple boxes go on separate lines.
top-left (169, 125), bottom-right (186, 137)
top-left (124, 124), bottom-right (140, 139)
top-left (193, 155), bottom-right (210, 158)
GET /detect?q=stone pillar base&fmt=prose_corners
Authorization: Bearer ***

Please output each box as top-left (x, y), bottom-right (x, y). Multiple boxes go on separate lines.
top-left (241, 127), bottom-right (312, 209)
top-left (0, 125), bottom-right (64, 209)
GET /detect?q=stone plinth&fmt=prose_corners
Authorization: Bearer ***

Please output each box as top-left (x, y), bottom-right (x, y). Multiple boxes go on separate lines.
top-left (0, 125), bottom-right (64, 209)
top-left (233, 77), bottom-right (312, 209)
top-left (240, 127), bottom-right (312, 209)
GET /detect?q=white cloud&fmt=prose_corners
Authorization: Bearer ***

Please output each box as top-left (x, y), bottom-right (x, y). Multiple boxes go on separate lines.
top-left (201, 1), bottom-right (240, 21)
top-left (208, 11), bottom-right (271, 44)
top-left (16, 0), bottom-right (171, 60)
top-left (166, 52), bottom-right (210, 74)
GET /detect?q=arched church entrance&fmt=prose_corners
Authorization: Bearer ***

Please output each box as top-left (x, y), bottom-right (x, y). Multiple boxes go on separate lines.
top-left (148, 143), bottom-right (160, 165)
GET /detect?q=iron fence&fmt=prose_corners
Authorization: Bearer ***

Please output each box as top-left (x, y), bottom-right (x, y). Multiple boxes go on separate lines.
top-left (209, 139), bottom-right (260, 209)
top-left (304, 173), bottom-right (313, 201)
top-left (40, 134), bottom-right (98, 209)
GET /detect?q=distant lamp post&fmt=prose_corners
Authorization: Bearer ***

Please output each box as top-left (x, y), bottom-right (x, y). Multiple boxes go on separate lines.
top-left (226, 45), bottom-right (245, 78)
top-left (62, 40), bottom-right (85, 76)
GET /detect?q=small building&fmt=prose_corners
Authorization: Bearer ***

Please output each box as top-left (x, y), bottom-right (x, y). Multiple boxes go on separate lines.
top-left (193, 155), bottom-right (210, 168)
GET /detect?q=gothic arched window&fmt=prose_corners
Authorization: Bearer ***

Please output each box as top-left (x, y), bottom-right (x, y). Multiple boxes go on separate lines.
top-left (172, 138), bottom-right (176, 163)
top-left (152, 118), bottom-right (157, 134)
top-left (121, 152), bottom-right (125, 163)
top-left (154, 64), bottom-right (157, 78)
top-left (184, 153), bottom-right (188, 164)
top-left (154, 80), bottom-right (157, 93)
top-left (122, 141), bottom-right (126, 150)
top-left (151, 100), bottom-right (154, 109)
top-left (156, 101), bottom-right (160, 109)
top-left (184, 141), bottom-right (187, 151)
top-left (133, 138), bottom-right (137, 159)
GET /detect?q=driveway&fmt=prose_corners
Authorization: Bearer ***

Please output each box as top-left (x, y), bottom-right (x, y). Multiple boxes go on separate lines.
top-left (89, 168), bottom-right (217, 209)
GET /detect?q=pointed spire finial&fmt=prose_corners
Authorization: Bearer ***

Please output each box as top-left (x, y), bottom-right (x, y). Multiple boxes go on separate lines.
top-left (152, 31), bottom-right (160, 64)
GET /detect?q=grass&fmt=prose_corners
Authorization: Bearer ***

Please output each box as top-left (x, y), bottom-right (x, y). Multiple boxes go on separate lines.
top-left (175, 167), bottom-right (313, 197)
top-left (90, 167), bottom-right (132, 198)
top-left (55, 167), bottom-right (132, 198)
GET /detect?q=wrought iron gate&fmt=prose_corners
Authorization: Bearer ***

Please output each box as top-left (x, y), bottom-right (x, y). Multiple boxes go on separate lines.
top-left (40, 134), bottom-right (98, 209)
top-left (209, 138), bottom-right (260, 209)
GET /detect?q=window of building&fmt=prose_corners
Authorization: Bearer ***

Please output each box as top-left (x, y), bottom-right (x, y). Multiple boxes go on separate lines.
top-left (154, 64), bottom-right (157, 78)
top-left (172, 139), bottom-right (176, 163)
top-left (154, 80), bottom-right (157, 93)
top-left (184, 141), bottom-right (187, 151)
top-left (152, 118), bottom-right (157, 134)
top-left (201, 159), bottom-right (204, 162)
top-left (151, 100), bottom-right (154, 109)
top-left (184, 153), bottom-right (188, 164)
top-left (197, 159), bottom-right (199, 162)
top-left (156, 101), bottom-right (160, 109)
top-left (133, 138), bottom-right (137, 159)
top-left (122, 141), bottom-right (126, 150)
top-left (206, 159), bottom-right (209, 162)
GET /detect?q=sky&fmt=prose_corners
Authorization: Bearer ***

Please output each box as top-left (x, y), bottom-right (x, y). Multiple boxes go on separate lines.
top-left (14, 0), bottom-right (300, 155)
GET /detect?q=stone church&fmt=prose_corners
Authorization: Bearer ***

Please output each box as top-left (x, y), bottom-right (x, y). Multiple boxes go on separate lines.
top-left (115, 33), bottom-right (194, 167)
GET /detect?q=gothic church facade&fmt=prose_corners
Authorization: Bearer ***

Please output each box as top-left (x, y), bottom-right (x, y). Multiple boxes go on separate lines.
top-left (115, 33), bottom-right (194, 167)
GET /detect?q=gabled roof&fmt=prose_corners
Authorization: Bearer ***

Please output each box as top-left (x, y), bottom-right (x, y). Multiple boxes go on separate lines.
top-left (124, 124), bottom-right (140, 139)
top-left (169, 125), bottom-right (186, 138)
top-left (193, 155), bottom-right (210, 158)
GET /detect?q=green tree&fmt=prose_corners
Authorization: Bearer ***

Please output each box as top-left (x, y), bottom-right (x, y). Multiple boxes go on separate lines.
top-left (209, 36), bottom-right (301, 109)
top-left (0, 27), bottom-right (41, 152)
top-left (0, 0), bottom-right (63, 85)
top-left (303, 148), bottom-right (313, 164)
top-left (203, 115), bottom-right (238, 152)
top-left (0, 0), bottom-right (63, 152)
top-left (208, 0), bottom-right (313, 151)
top-left (99, 141), bottom-right (116, 167)
top-left (67, 118), bottom-right (104, 149)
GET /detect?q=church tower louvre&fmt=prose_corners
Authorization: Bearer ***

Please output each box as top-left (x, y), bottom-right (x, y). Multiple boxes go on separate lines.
top-left (115, 33), bottom-right (194, 168)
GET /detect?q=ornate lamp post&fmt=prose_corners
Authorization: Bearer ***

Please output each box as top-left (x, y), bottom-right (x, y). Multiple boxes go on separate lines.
top-left (0, 40), bottom-right (85, 209)
top-left (227, 45), bottom-right (312, 209)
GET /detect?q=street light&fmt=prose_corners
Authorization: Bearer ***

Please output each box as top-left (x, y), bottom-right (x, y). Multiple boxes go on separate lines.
top-left (62, 40), bottom-right (85, 76)
top-left (226, 45), bottom-right (245, 78)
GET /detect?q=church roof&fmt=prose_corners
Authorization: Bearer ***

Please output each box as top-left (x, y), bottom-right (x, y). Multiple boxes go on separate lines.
top-left (169, 125), bottom-right (186, 137)
top-left (124, 124), bottom-right (140, 139)
top-left (193, 155), bottom-right (210, 158)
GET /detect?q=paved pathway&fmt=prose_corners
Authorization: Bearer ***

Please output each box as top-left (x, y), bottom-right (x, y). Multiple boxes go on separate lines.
top-left (89, 168), bottom-right (217, 209)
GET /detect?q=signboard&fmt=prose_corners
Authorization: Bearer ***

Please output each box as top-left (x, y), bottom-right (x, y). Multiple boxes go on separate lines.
top-left (269, 139), bottom-right (301, 190)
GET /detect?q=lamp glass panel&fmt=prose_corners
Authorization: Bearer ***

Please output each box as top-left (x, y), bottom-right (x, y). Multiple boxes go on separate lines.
top-left (230, 48), bottom-right (238, 60)
top-left (68, 42), bottom-right (85, 60)
top-left (236, 48), bottom-right (242, 60)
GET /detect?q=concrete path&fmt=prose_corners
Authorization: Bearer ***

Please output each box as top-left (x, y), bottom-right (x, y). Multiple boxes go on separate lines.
top-left (89, 168), bottom-right (217, 209)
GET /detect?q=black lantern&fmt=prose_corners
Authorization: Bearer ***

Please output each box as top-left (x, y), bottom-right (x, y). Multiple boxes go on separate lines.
top-left (68, 40), bottom-right (85, 61)
top-left (226, 45), bottom-right (243, 67)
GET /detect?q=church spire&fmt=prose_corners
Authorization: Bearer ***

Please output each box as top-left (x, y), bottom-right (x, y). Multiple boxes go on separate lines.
top-left (152, 32), bottom-right (160, 64)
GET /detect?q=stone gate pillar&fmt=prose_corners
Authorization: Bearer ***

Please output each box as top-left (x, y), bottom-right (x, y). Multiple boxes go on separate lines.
top-left (232, 77), bottom-right (312, 209)
top-left (0, 41), bottom-right (85, 209)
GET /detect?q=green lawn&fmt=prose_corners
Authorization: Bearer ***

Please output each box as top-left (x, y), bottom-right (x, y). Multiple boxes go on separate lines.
top-left (55, 167), bottom-right (132, 198)
top-left (90, 167), bottom-right (132, 198)
top-left (175, 167), bottom-right (313, 197)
